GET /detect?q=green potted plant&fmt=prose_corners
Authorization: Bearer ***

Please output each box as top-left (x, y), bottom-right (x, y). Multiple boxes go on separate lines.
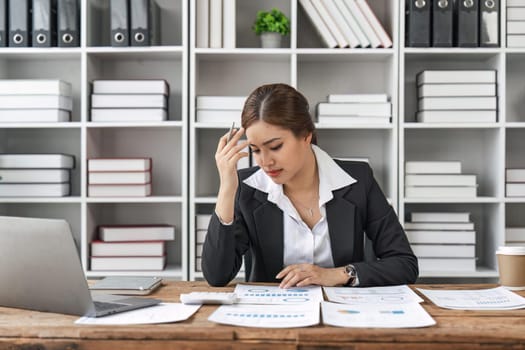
top-left (252, 8), bottom-right (290, 48)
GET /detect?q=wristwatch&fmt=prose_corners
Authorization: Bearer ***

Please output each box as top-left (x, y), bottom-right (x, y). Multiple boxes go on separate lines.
top-left (344, 264), bottom-right (357, 286)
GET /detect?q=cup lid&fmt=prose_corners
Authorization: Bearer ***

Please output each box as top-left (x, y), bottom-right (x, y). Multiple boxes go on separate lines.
top-left (496, 246), bottom-right (525, 255)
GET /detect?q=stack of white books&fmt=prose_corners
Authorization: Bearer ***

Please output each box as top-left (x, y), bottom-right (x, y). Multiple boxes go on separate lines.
top-left (90, 225), bottom-right (175, 271)
top-left (415, 70), bottom-right (498, 123)
top-left (299, 0), bottom-right (392, 48)
top-left (316, 94), bottom-right (391, 125)
top-left (505, 227), bottom-right (525, 245)
top-left (405, 212), bottom-right (476, 272)
top-left (195, 96), bottom-right (245, 124)
top-left (0, 80), bottom-right (73, 123)
top-left (507, 0), bottom-right (525, 47)
top-left (195, 214), bottom-right (211, 272)
top-left (506, 168), bottom-right (525, 197)
top-left (0, 154), bottom-right (74, 197)
top-left (88, 158), bottom-right (152, 197)
top-left (90, 80), bottom-right (169, 122)
top-left (405, 161), bottom-right (478, 198)
top-left (196, 0), bottom-right (235, 48)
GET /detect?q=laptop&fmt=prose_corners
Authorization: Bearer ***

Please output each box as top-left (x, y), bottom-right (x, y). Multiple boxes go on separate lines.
top-left (0, 216), bottom-right (161, 317)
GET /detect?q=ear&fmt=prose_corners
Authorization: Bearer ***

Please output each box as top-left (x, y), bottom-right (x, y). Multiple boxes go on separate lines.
top-left (304, 132), bottom-right (313, 144)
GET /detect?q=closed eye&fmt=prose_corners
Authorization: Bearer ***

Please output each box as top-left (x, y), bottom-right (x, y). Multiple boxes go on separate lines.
top-left (270, 144), bottom-right (283, 151)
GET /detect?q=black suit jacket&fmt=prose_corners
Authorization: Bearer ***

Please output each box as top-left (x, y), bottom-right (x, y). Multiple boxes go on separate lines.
top-left (202, 161), bottom-right (418, 287)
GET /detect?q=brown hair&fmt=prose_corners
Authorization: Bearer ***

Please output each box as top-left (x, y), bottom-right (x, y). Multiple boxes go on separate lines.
top-left (241, 83), bottom-right (317, 144)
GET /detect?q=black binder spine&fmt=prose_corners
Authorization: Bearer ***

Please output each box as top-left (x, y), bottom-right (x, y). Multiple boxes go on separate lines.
top-left (130, 0), bottom-right (149, 46)
top-left (57, 0), bottom-right (79, 47)
top-left (406, 0), bottom-right (431, 47)
top-left (0, 0), bottom-right (6, 47)
top-left (432, 0), bottom-right (453, 47)
top-left (111, 0), bottom-right (130, 47)
top-left (456, 0), bottom-right (480, 47)
top-left (32, 0), bottom-right (57, 47)
top-left (8, 0), bottom-right (31, 47)
top-left (479, 0), bottom-right (499, 47)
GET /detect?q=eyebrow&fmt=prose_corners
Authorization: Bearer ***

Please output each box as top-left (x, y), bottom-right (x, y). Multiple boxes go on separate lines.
top-left (249, 137), bottom-right (282, 148)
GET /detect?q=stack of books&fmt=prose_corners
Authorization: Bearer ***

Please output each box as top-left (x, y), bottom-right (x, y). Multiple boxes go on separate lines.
top-left (415, 70), bottom-right (498, 123)
top-left (299, 0), bottom-right (392, 48)
top-left (0, 154), bottom-right (74, 197)
top-left (507, 0), bottom-right (525, 47)
top-left (506, 227), bottom-right (525, 246)
top-left (316, 94), bottom-right (391, 125)
top-left (506, 168), bottom-right (525, 197)
top-left (90, 80), bottom-right (169, 122)
top-left (90, 225), bottom-right (175, 271)
top-left (405, 212), bottom-right (476, 272)
top-left (195, 96), bottom-right (245, 124)
top-left (88, 158), bottom-right (152, 197)
top-left (0, 80), bottom-right (73, 122)
top-left (405, 161), bottom-right (478, 198)
top-left (196, 0), bottom-right (235, 48)
top-left (195, 214), bottom-right (211, 272)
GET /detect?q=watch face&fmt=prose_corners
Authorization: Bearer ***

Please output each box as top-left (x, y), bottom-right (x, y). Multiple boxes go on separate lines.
top-left (345, 265), bottom-right (355, 277)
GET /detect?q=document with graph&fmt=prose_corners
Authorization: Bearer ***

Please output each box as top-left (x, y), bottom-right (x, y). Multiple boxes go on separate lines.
top-left (323, 285), bottom-right (423, 304)
top-left (234, 284), bottom-right (323, 304)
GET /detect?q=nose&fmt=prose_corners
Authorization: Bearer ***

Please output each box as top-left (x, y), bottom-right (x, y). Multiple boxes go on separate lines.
top-left (257, 150), bottom-right (274, 168)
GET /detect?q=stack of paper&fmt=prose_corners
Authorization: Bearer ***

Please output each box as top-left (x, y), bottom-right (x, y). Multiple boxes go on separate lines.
top-left (405, 161), bottom-right (478, 198)
top-left (0, 154), bottom-right (74, 197)
top-left (90, 225), bottom-right (175, 271)
top-left (506, 168), bottom-right (525, 197)
top-left (0, 80), bottom-right (73, 122)
top-left (507, 1), bottom-right (525, 47)
top-left (90, 80), bottom-right (169, 122)
top-left (195, 96), bottom-right (244, 124)
top-left (415, 70), bottom-right (497, 123)
top-left (316, 93), bottom-right (391, 125)
top-left (87, 158), bottom-right (153, 197)
top-left (405, 212), bottom-right (477, 272)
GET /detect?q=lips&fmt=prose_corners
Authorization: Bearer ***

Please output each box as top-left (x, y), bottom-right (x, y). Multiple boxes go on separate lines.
top-left (265, 169), bottom-right (282, 177)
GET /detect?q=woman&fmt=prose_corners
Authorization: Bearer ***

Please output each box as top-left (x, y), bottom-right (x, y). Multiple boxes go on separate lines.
top-left (202, 83), bottom-right (418, 288)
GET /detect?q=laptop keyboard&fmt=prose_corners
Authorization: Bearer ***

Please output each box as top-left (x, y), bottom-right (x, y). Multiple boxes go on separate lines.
top-left (93, 300), bottom-right (128, 312)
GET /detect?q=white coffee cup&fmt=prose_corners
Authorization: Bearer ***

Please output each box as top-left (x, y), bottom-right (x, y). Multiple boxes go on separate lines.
top-left (496, 246), bottom-right (525, 290)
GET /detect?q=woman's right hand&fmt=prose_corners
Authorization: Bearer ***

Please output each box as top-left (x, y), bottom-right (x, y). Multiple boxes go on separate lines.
top-left (214, 128), bottom-right (249, 223)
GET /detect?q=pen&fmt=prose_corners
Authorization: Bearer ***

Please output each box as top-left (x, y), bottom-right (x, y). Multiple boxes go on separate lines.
top-left (227, 122), bottom-right (235, 143)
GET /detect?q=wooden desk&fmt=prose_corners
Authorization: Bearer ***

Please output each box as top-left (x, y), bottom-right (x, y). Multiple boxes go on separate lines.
top-left (1, 282), bottom-right (524, 350)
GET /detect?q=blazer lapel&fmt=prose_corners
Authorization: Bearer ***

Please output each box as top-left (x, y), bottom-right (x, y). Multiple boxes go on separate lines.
top-left (326, 186), bottom-right (356, 267)
top-left (252, 190), bottom-right (284, 280)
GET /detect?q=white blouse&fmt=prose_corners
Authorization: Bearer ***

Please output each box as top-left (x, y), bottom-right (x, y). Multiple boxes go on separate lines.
top-left (243, 145), bottom-right (356, 268)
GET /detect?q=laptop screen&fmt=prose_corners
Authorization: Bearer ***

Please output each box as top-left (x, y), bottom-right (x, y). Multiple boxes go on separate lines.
top-left (0, 216), bottom-right (96, 316)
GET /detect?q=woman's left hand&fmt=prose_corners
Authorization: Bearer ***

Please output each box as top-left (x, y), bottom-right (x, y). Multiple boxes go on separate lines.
top-left (276, 263), bottom-right (349, 289)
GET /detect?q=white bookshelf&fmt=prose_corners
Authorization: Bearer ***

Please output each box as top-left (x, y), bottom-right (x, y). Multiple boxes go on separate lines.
top-left (0, 0), bottom-right (188, 280)
top-left (2, 0), bottom-right (523, 282)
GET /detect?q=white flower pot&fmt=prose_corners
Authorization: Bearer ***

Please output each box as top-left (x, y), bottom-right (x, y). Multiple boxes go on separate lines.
top-left (260, 32), bottom-right (282, 48)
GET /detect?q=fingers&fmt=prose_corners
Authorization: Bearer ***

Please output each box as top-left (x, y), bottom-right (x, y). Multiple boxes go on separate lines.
top-left (217, 128), bottom-right (245, 151)
top-left (277, 264), bottom-right (313, 289)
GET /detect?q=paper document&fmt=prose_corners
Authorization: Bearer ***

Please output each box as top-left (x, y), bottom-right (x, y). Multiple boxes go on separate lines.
top-left (208, 302), bottom-right (320, 328)
top-left (234, 284), bottom-right (323, 304)
top-left (321, 301), bottom-right (436, 328)
top-left (323, 285), bottom-right (424, 304)
top-left (75, 303), bottom-right (201, 325)
top-left (417, 287), bottom-right (525, 310)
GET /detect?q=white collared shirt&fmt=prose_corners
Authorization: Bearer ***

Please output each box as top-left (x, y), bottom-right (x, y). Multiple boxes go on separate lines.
top-left (243, 145), bottom-right (356, 268)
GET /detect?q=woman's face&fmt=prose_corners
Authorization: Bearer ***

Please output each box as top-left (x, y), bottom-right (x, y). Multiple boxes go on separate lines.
top-left (245, 120), bottom-right (312, 185)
